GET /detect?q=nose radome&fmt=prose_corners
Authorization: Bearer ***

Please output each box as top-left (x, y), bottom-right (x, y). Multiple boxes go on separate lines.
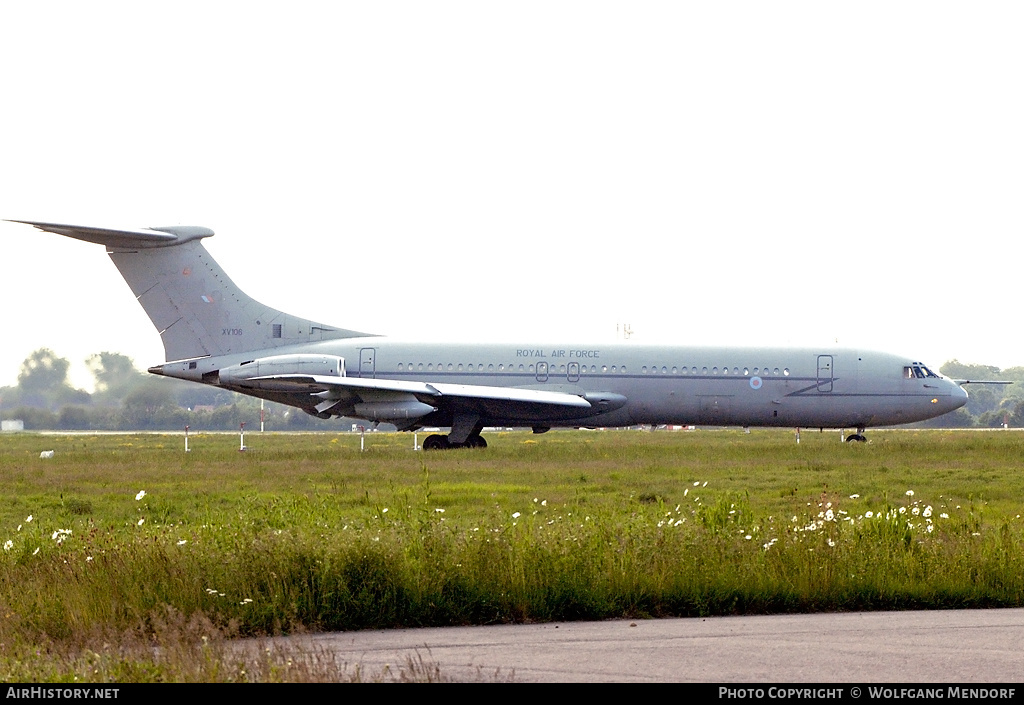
top-left (949, 382), bottom-right (969, 411)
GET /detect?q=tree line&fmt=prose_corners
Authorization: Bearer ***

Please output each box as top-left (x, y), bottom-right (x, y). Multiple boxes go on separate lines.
top-left (2, 348), bottom-right (1023, 431)
top-left (0, 349), bottom-right (345, 431)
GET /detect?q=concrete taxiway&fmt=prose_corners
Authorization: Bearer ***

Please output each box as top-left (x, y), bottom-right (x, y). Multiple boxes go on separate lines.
top-left (271, 608), bottom-right (1024, 682)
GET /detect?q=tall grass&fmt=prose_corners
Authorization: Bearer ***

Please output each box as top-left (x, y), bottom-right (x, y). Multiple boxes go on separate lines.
top-left (0, 429), bottom-right (1022, 680)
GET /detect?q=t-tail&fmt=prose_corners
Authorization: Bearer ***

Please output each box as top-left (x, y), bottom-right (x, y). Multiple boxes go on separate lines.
top-left (7, 221), bottom-right (373, 362)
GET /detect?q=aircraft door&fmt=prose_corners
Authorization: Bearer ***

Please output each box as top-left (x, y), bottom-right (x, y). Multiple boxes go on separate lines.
top-left (817, 355), bottom-right (833, 392)
top-left (567, 362), bottom-right (580, 383)
top-left (536, 361), bottom-right (549, 382)
top-left (359, 348), bottom-right (376, 379)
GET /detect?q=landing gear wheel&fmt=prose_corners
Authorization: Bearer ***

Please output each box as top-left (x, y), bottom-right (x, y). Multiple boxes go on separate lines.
top-left (423, 434), bottom-right (450, 451)
top-left (466, 435), bottom-right (488, 449)
top-left (846, 434), bottom-right (867, 443)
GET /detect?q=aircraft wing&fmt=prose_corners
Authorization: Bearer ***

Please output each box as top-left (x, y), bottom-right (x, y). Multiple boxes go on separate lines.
top-left (231, 373), bottom-right (595, 423)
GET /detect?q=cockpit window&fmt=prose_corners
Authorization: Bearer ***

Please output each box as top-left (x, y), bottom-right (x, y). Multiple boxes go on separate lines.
top-left (905, 364), bottom-right (939, 379)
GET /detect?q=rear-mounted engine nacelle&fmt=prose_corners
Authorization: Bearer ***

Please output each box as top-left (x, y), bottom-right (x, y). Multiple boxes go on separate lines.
top-left (219, 354), bottom-right (345, 385)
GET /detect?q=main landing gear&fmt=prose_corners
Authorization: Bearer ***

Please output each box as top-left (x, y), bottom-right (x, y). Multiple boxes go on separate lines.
top-left (422, 433), bottom-right (487, 450)
top-left (845, 426), bottom-right (868, 443)
top-left (423, 413), bottom-right (488, 450)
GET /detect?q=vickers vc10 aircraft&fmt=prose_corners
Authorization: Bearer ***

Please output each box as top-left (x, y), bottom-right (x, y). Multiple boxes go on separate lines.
top-left (10, 220), bottom-right (970, 448)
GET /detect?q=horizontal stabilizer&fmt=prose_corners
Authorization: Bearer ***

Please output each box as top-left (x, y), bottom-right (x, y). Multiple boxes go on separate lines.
top-left (6, 220), bottom-right (213, 250)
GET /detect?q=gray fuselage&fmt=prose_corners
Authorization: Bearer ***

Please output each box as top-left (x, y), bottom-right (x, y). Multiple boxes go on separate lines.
top-left (161, 340), bottom-right (968, 430)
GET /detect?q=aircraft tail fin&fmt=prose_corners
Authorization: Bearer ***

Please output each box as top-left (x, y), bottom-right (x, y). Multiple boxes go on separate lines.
top-left (8, 220), bottom-right (373, 362)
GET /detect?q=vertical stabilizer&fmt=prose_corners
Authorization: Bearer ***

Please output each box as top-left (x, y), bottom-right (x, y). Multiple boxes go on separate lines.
top-left (9, 221), bottom-right (373, 362)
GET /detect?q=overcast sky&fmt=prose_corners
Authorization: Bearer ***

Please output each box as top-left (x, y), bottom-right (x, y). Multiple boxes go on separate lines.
top-left (2, 2), bottom-right (1022, 391)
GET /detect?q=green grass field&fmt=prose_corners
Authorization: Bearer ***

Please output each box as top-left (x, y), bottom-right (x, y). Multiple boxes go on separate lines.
top-left (1, 428), bottom-right (1022, 681)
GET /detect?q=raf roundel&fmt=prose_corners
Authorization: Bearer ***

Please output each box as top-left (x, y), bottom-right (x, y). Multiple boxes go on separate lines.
top-left (750, 376), bottom-right (763, 390)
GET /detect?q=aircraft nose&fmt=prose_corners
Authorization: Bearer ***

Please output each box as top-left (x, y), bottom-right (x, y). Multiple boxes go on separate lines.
top-left (949, 382), bottom-right (969, 410)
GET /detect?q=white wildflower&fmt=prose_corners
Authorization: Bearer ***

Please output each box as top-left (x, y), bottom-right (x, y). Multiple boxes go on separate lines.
top-left (3, 540), bottom-right (11, 551)
top-left (137, 518), bottom-right (145, 526)
top-left (512, 512), bottom-right (521, 519)
top-left (940, 513), bottom-right (949, 519)
top-left (177, 540), bottom-right (187, 546)
top-left (435, 508), bottom-right (445, 513)
top-left (865, 511), bottom-right (873, 518)
top-left (849, 494), bottom-right (860, 499)
top-left (923, 506), bottom-right (932, 518)
top-left (135, 490), bottom-right (146, 501)
top-left (25, 515), bottom-right (33, 523)
top-left (906, 490), bottom-right (915, 497)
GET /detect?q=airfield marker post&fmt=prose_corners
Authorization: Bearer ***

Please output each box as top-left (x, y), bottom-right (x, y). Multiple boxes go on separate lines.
top-left (239, 422), bottom-right (246, 452)
top-left (359, 425), bottom-right (365, 452)
top-left (184, 425), bottom-right (190, 453)
top-left (795, 427), bottom-right (801, 444)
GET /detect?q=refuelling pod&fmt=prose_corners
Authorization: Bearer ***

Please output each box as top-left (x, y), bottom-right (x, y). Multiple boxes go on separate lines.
top-left (219, 354), bottom-right (345, 387)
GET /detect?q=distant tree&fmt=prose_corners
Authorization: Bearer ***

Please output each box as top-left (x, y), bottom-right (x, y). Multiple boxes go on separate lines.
top-left (87, 352), bottom-right (146, 405)
top-left (58, 405), bottom-right (93, 430)
top-left (14, 348), bottom-right (90, 409)
top-left (917, 408), bottom-right (974, 428)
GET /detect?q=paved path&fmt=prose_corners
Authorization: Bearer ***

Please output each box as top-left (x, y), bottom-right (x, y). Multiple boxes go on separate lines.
top-left (273, 608), bottom-right (1024, 682)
